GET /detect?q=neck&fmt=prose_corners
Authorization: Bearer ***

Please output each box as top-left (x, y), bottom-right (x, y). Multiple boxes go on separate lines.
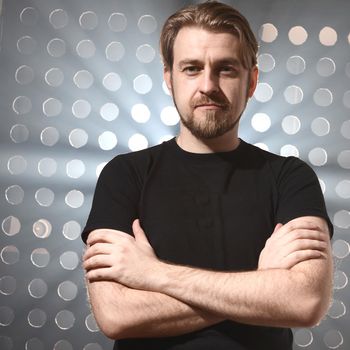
top-left (176, 126), bottom-right (240, 154)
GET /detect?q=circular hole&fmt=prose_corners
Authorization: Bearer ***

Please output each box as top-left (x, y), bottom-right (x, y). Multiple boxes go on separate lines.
top-left (294, 328), bottom-right (313, 347)
top-left (333, 270), bottom-right (348, 290)
top-left (73, 70), bottom-right (94, 89)
top-left (43, 98), bottom-right (62, 117)
top-left (282, 115), bottom-right (301, 135)
top-left (66, 159), bottom-right (85, 179)
top-left (76, 39), bottom-right (96, 59)
top-left (38, 157), bottom-right (57, 177)
top-left (28, 278), bottom-right (48, 298)
top-left (308, 147), bottom-right (327, 166)
top-left (324, 330), bottom-right (343, 349)
top-left (327, 299), bottom-right (346, 319)
top-left (55, 310), bottom-right (75, 330)
top-left (257, 53), bottom-right (275, 72)
top-left (335, 180), bottom-right (350, 199)
top-left (105, 41), bottom-right (125, 62)
top-left (69, 129), bottom-right (88, 149)
top-left (0, 306), bottom-right (15, 326)
top-left (288, 26), bottom-right (308, 45)
top-left (160, 106), bottom-right (179, 126)
top-left (32, 219), bottom-right (52, 239)
top-left (162, 81), bottom-right (171, 95)
top-left (85, 313), bottom-right (99, 332)
top-left (13, 96), bottom-right (32, 115)
top-left (103, 72), bottom-right (121, 92)
top-left (17, 36), bottom-right (37, 55)
top-left (337, 150), bottom-right (350, 169)
top-left (0, 276), bottom-right (16, 295)
top-left (10, 124), bottom-right (29, 143)
top-left (319, 178), bottom-right (326, 194)
top-left (284, 85), bottom-right (303, 104)
top-left (27, 309), bottom-right (47, 328)
top-left (108, 13), bottom-right (127, 32)
top-left (332, 239), bottom-right (350, 259)
top-left (54, 340), bottom-right (73, 350)
top-left (41, 127), bottom-right (59, 146)
top-left (5, 185), bottom-right (24, 205)
top-left (98, 131), bottom-right (117, 150)
top-left (100, 103), bottom-right (119, 121)
top-left (254, 83), bottom-right (273, 102)
top-left (47, 38), bottom-right (66, 58)
top-left (138, 15), bottom-right (157, 34)
top-left (136, 44), bottom-right (155, 63)
top-left (15, 65), bottom-right (34, 85)
top-left (286, 56), bottom-right (306, 75)
top-left (25, 338), bottom-right (44, 350)
top-left (131, 104), bottom-right (151, 123)
top-left (79, 11), bottom-right (98, 30)
top-left (65, 190), bottom-right (84, 208)
top-left (311, 117), bottom-right (330, 136)
top-left (314, 88), bottom-right (333, 107)
top-left (340, 120), bottom-right (350, 139)
top-left (72, 100), bottom-right (91, 119)
top-left (83, 344), bottom-right (103, 350)
top-left (20, 7), bottom-right (39, 25)
top-left (280, 144), bottom-right (299, 157)
top-left (128, 133), bottom-right (148, 152)
top-left (45, 68), bottom-right (64, 87)
top-left (57, 281), bottom-right (78, 301)
top-left (133, 74), bottom-right (152, 94)
top-left (31, 248), bottom-right (50, 268)
top-left (96, 162), bottom-right (107, 178)
top-left (35, 188), bottom-right (55, 207)
top-left (49, 9), bottom-right (68, 29)
top-left (62, 221), bottom-right (81, 240)
top-left (317, 57), bottom-right (336, 77)
top-left (251, 113), bottom-right (271, 132)
top-left (333, 210), bottom-right (350, 229)
top-left (1, 246), bottom-right (19, 265)
top-left (319, 27), bottom-right (337, 46)
top-left (258, 23), bottom-right (278, 43)
top-left (2, 216), bottom-right (21, 236)
top-left (7, 155), bottom-right (27, 175)
top-left (254, 143), bottom-right (269, 151)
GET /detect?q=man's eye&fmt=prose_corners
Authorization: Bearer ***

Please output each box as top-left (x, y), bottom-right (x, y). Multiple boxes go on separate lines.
top-left (183, 66), bottom-right (201, 75)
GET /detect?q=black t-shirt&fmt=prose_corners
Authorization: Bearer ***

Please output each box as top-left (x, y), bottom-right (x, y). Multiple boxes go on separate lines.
top-left (82, 138), bottom-right (333, 350)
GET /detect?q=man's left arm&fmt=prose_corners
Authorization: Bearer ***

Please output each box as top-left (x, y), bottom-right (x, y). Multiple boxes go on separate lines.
top-left (85, 216), bottom-right (333, 329)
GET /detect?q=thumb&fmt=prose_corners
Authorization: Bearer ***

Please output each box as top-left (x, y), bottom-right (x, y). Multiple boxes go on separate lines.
top-left (273, 223), bottom-right (283, 233)
top-left (132, 219), bottom-right (149, 244)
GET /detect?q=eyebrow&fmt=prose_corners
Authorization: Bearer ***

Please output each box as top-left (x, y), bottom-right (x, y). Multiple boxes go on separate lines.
top-left (177, 58), bottom-right (242, 69)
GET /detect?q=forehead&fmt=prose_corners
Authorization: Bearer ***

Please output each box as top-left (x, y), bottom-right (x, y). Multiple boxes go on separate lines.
top-left (173, 26), bottom-right (240, 62)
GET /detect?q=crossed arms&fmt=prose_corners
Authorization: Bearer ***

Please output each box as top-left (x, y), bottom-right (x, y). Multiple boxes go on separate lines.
top-left (83, 216), bottom-right (333, 340)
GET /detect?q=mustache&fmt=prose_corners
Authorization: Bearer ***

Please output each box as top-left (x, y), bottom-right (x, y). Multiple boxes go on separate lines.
top-left (190, 95), bottom-right (229, 109)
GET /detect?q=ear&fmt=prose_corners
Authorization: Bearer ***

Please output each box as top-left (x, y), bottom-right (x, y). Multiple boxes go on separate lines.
top-left (247, 66), bottom-right (258, 98)
top-left (163, 67), bottom-right (173, 96)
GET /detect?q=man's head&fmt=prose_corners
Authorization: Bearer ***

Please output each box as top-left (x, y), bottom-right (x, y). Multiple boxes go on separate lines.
top-left (160, 1), bottom-right (258, 142)
top-left (160, 0), bottom-right (258, 73)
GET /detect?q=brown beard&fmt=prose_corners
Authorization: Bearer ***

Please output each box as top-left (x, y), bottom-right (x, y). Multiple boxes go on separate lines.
top-left (171, 84), bottom-right (248, 140)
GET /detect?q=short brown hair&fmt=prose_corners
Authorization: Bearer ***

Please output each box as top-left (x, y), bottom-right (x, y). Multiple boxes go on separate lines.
top-left (160, 0), bottom-right (258, 71)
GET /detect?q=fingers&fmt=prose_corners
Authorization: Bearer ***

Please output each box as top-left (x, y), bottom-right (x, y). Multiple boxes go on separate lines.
top-left (283, 250), bottom-right (326, 269)
top-left (86, 228), bottom-right (133, 246)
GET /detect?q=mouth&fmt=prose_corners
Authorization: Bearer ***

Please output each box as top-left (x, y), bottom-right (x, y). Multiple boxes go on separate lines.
top-left (195, 104), bottom-right (225, 110)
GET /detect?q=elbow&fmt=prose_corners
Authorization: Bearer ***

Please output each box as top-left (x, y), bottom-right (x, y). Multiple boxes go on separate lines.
top-left (295, 293), bottom-right (332, 328)
top-left (93, 312), bottom-right (130, 340)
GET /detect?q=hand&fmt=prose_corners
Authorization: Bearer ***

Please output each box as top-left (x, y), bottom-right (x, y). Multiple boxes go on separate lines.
top-left (258, 218), bottom-right (329, 270)
top-left (83, 219), bottom-right (160, 290)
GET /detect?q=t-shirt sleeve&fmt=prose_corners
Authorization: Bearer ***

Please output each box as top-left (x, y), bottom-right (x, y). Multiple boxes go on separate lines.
top-left (275, 157), bottom-right (333, 237)
top-left (81, 156), bottom-right (140, 243)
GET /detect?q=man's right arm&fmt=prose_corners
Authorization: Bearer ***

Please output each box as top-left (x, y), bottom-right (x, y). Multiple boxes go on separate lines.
top-left (86, 278), bottom-right (222, 340)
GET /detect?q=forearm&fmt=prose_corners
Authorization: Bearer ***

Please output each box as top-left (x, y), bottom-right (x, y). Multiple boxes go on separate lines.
top-left (151, 257), bottom-right (332, 328)
top-left (87, 279), bottom-right (223, 339)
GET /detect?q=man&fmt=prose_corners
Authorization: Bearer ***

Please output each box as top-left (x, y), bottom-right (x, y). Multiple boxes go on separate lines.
top-left (82, 1), bottom-right (333, 349)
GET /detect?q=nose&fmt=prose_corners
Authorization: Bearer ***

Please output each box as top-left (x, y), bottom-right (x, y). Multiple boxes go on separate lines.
top-left (199, 69), bottom-right (219, 95)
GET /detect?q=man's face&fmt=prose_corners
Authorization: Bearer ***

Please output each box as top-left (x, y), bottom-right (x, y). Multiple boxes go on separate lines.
top-left (164, 27), bottom-right (258, 140)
